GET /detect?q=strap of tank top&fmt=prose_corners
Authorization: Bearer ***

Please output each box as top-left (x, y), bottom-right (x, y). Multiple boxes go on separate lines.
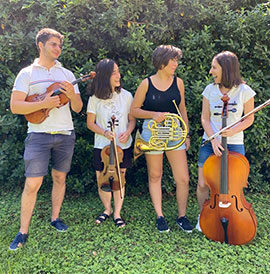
top-left (147, 77), bottom-right (153, 89)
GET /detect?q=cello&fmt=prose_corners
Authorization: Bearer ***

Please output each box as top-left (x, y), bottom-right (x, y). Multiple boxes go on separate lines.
top-left (200, 94), bottom-right (257, 245)
top-left (98, 116), bottom-right (125, 199)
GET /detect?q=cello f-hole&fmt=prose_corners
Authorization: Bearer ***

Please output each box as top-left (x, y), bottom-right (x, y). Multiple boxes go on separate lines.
top-left (210, 194), bottom-right (219, 209)
top-left (231, 195), bottom-right (243, 212)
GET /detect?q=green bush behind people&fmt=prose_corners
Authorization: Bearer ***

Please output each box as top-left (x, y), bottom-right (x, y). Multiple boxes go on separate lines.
top-left (1, 0), bottom-right (270, 194)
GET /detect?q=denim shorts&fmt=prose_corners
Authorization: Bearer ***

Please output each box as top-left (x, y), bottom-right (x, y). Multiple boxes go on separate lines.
top-left (198, 139), bottom-right (245, 167)
top-left (93, 146), bottom-right (133, 171)
top-left (141, 119), bottom-right (186, 155)
top-left (24, 131), bottom-right (75, 177)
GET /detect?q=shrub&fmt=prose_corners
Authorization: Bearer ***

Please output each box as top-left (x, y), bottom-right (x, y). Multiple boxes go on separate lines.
top-left (0, 0), bottom-right (270, 193)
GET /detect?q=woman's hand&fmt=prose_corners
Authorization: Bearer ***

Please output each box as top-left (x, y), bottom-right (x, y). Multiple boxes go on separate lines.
top-left (211, 138), bottom-right (224, 157)
top-left (118, 131), bottom-right (130, 143)
top-left (220, 128), bottom-right (235, 138)
top-left (152, 112), bottom-right (166, 123)
top-left (104, 130), bottom-right (114, 141)
top-left (185, 137), bottom-right (190, 151)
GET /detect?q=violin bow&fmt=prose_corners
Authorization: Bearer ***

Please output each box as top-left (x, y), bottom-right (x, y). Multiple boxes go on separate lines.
top-left (202, 97), bottom-right (270, 146)
top-left (111, 116), bottom-right (124, 199)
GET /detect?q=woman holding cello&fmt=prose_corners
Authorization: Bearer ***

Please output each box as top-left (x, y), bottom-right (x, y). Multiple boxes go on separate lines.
top-left (196, 51), bottom-right (256, 232)
top-left (87, 59), bottom-right (135, 228)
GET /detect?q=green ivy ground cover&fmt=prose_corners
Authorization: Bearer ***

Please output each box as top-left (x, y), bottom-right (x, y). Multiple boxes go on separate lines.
top-left (0, 189), bottom-right (269, 273)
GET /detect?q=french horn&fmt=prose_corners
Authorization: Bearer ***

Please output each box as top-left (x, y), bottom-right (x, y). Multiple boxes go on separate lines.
top-left (134, 113), bottom-right (187, 159)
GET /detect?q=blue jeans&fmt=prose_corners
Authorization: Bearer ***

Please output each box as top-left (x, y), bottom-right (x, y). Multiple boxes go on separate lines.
top-left (197, 139), bottom-right (245, 167)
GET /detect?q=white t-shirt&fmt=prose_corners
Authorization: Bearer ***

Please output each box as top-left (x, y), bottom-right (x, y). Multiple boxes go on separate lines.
top-left (13, 59), bottom-right (80, 133)
top-left (87, 89), bottom-right (133, 149)
top-left (202, 83), bottom-right (256, 144)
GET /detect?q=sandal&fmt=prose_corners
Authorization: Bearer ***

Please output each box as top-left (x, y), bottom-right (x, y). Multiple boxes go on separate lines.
top-left (96, 213), bottom-right (110, 224)
top-left (114, 218), bottom-right (126, 228)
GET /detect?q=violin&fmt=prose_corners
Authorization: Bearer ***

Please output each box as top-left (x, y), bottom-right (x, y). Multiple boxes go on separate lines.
top-left (98, 116), bottom-right (125, 199)
top-left (24, 71), bottom-right (96, 124)
top-left (200, 94), bottom-right (257, 245)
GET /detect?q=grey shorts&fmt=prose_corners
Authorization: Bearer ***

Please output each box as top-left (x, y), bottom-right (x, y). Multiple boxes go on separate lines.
top-left (24, 131), bottom-right (75, 177)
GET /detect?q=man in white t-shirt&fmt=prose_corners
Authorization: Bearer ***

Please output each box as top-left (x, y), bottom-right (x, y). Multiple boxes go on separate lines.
top-left (9, 28), bottom-right (83, 250)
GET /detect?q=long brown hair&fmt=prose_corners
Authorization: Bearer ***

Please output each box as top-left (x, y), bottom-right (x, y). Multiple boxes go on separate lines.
top-left (88, 59), bottom-right (121, 99)
top-left (215, 51), bottom-right (244, 89)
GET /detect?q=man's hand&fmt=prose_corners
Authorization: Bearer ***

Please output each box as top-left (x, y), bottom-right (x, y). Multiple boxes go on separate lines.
top-left (59, 81), bottom-right (76, 100)
top-left (42, 90), bottom-right (61, 108)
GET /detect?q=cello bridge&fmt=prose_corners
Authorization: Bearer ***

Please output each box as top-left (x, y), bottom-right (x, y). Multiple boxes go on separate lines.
top-left (219, 202), bottom-right (231, 208)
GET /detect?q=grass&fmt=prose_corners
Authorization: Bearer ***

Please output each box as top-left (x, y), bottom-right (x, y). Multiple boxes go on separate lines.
top-left (0, 188), bottom-right (269, 274)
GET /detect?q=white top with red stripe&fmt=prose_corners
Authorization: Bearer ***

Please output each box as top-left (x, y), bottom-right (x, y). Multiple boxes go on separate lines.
top-left (13, 59), bottom-right (80, 133)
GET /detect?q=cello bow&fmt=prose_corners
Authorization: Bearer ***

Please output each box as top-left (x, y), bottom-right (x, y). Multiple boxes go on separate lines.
top-left (202, 97), bottom-right (270, 146)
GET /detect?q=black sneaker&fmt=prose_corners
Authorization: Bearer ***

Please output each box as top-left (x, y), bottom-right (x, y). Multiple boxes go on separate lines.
top-left (9, 232), bottom-right (28, 251)
top-left (176, 216), bottom-right (193, 233)
top-left (156, 216), bottom-right (170, 232)
top-left (50, 218), bottom-right (68, 232)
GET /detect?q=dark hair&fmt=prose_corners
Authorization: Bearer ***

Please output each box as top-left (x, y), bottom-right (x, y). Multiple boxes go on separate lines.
top-left (215, 51), bottom-right (244, 89)
top-left (88, 59), bottom-right (121, 99)
top-left (36, 28), bottom-right (64, 52)
top-left (152, 45), bottom-right (182, 71)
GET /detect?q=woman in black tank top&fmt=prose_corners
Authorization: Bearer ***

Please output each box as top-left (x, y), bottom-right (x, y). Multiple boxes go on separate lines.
top-left (130, 45), bottom-right (193, 233)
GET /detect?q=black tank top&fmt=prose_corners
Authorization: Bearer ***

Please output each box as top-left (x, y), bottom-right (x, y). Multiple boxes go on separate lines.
top-left (142, 76), bottom-right (181, 114)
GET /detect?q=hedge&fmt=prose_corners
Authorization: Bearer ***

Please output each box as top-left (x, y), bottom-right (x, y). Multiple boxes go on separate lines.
top-left (0, 0), bottom-right (270, 194)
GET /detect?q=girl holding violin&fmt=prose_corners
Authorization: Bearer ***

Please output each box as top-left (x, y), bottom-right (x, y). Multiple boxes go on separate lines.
top-left (87, 59), bottom-right (135, 228)
top-left (196, 51), bottom-right (256, 231)
top-left (130, 45), bottom-right (193, 233)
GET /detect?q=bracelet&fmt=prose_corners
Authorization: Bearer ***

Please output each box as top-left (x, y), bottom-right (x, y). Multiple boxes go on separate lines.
top-left (186, 132), bottom-right (191, 138)
top-left (104, 130), bottom-right (108, 136)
